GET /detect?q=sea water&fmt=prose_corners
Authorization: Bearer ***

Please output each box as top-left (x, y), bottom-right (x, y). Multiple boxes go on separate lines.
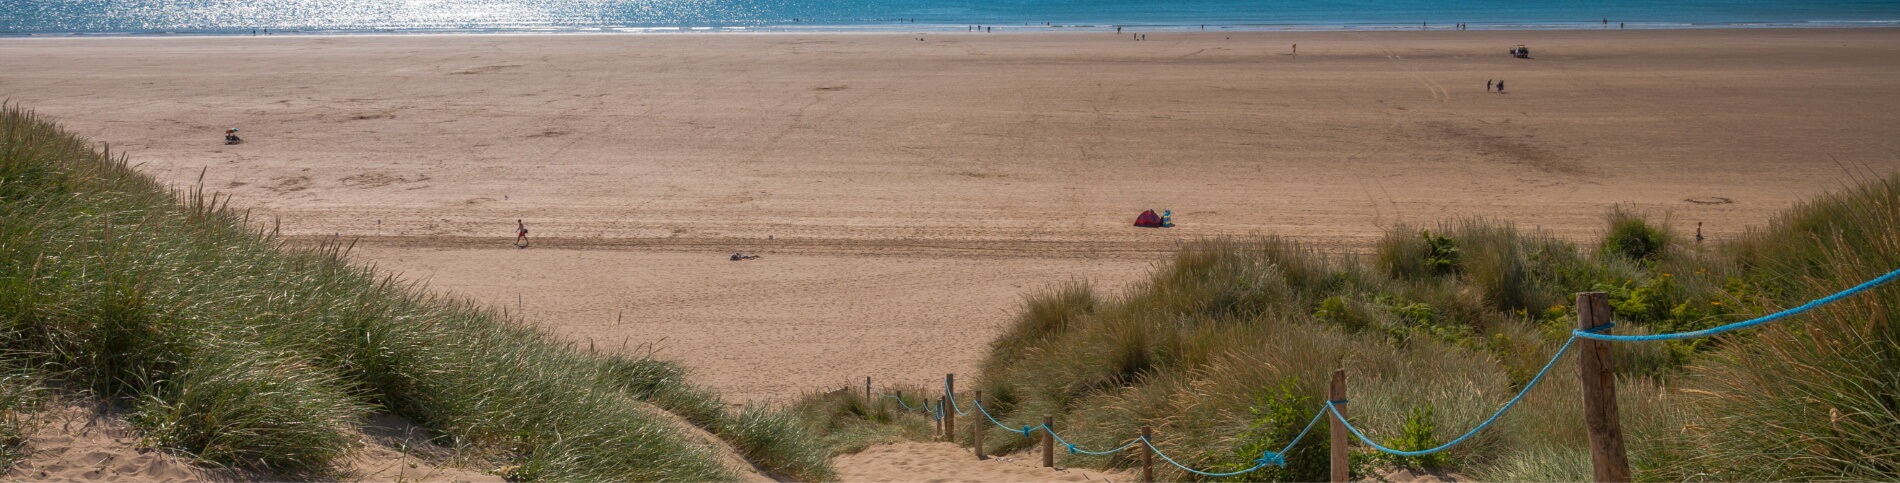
top-left (3, 0), bottom-right (1898, 35)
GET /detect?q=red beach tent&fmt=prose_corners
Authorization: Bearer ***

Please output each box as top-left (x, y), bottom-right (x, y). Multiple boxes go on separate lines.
top-left (1134, 209), bottom-right (1164, 228)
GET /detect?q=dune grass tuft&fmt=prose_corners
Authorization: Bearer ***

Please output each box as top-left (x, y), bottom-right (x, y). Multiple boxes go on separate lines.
top-left (788, 387), bottom-right (934, 456)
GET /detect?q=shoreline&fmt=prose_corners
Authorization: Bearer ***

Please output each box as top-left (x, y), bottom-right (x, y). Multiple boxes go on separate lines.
top-left (7, 21), bottom-right (1900, 39)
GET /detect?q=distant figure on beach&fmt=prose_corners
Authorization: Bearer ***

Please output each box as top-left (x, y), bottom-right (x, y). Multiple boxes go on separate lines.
top-left (1496, 80), bottom-right (1504, 92)
top-left (1117, 26), bottom-right (1122, 33)
top-left (516, 220), bottom-right (529, 248)
top-left (1696, 222), bottom-right (1705, 244)
top-left (224, 128), bottom-right (242, 145)
top-left (1487, 79), bottom-right (1493, 92)
top-left (1292, 43), bottom-right (1297, 55)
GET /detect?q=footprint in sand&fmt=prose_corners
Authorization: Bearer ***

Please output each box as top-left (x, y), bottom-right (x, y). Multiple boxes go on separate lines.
top-left (265, 175), bottom-right (312, 193)
top-left (447, 64), bottom-right (523, 75)
top-left (340, 172), bottom-right (429, 189)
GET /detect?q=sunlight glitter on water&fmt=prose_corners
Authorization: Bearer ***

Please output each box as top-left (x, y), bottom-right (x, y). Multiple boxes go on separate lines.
top-left (6, 0), bottom-right (1899, 35)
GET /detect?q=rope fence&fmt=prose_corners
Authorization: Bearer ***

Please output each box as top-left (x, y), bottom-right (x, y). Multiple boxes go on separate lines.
top-left (858, 267), bottom-right (1898, 481)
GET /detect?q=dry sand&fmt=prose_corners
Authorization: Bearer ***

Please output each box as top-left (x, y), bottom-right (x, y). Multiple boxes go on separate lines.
top-left (6, 398), bottom-right (500, 482)
top-left (834, 442), bottom-right (1127, 483)
top-left (4, 28), bottom-right (1898, 410)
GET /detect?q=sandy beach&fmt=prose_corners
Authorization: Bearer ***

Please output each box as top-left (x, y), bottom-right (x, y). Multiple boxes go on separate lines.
top-left (4, 28), bottom-right (1898, 403)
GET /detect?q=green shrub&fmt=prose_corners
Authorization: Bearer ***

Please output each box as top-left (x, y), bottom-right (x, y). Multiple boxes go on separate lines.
top-left (1422, 231), bottom-right (1462, 275)
top-left (1313, 295), bottom-right (1371, 333)
top-left (1380, 405), bottom-right (1448, 471)
top-left (1601, 206), bottom-right (1672, 262)
top-left (1229, 379), bottom-right (1330, 481)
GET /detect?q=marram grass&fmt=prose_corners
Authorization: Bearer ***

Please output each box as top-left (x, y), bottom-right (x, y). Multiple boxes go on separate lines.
top-left (0, 103), bottom-right (832, 480)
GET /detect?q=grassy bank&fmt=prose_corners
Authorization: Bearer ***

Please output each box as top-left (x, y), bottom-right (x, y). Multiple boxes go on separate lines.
top-left (857, 175), bottom-right (1899, 480)
top-left (0, 104), bottom-right (831, 480)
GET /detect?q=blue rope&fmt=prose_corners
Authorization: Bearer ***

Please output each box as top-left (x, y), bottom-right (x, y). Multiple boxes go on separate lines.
top-left (1327, 333), bottom-right (1580, 456)
top-left (945, 380), bottom-right (971, 416)
top-left (1141, 436), bottom-right (1273, 477)
top-left (885, 394), bottom-right (927, 412)
top-left (1270, 407), bottom-right (1328, 465)
top-left (973, 400), bottom-right (1028, 435)
top-left (1043, 426), bottom-right (1139, 455)
top-left (1573, 267), bottom-right (1900, 342)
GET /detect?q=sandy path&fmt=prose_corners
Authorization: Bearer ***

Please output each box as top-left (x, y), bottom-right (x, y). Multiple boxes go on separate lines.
top-left (5, 29), bottom-right (1899, 404)
top-left (833, 442), bottom-right (1127, 483)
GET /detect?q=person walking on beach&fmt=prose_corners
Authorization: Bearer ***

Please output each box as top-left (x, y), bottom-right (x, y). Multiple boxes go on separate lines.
top-left (1495, 80), bottom-right (1505, 93)
top-left (515, 220), bottom-right (529, 248)
top-left (1486, 79), bottom-right (1493, 92)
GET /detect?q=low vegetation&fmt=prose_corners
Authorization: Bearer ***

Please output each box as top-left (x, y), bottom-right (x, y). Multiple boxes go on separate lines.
top-left (810, 171), bottom-right (1900, 480)
top-left (788, 387), bottom-right (934, 456)
top-left (0, 104), bottom-right (832, 479)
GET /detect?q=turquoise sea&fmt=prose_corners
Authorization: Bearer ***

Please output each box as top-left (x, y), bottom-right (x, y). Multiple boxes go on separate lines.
top-left (3, 0), bottom-right (1899, 35)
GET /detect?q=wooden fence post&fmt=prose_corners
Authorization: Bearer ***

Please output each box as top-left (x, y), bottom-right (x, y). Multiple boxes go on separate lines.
top-left (1141, 426), bottom-right (1154, 483)
top-left (1329, 369), bottom-right (1348, 483)
top-left (973, 390), bottom-right (986, 460)
top-left (1577, 292), bottom-right (1632, 482)
top-left (945, 374), bottom-right (956, 442)
top-left (865, 376), bottom-right (872, 404)
top-left (1042, 415), bottom-right (1055, 468)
